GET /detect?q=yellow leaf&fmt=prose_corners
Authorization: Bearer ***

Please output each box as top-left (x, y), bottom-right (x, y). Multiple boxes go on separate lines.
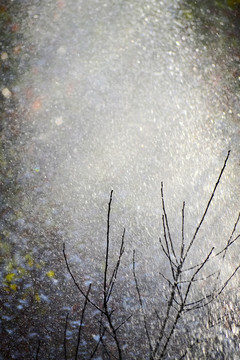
top-left (10, 284), bottom-right (17, 291)
top-left (27, 259), bottom-right (34, 267)
top-left (5, 273), bottom-right (16, 282)
top-left (25, 253), bottom-right (34, 267)
top-left (35, 293), bottom-right (41, 302)
top-left (46, 270), bottom-right (55, 278)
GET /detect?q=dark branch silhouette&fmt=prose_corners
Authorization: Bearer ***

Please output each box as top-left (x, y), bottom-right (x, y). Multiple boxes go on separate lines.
top-left (61, 151), bottom-right (239, 359)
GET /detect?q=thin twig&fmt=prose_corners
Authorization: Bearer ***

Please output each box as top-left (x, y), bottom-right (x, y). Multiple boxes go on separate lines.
top-left (223, 212), bottom-right (240, 258)
top-left (183, 248), bottom-right (214, 303)
top-left (133, 250), bottom-right (153, 356)
top-left (63, 243), bottom-right (103, 314)
top-left (183, 232), bottom-right (240, 273)
top-left (96, 315), bottom-right (119, 359)
top-left (115, 314), bottom-right (133, 332)
top-left (36, 339), bottom-right (41, 360)
top-left (184, 262), bottom-right (239, 313)
top-left (159, 271), bottom-right (173, 287)
top-left (75, 284), bottom-right (91, 360)
top-left (178, 338), bottom-right (202, 360)
top-left (161, 182), bottom-right (178, 265)
top-left (162, 215), bottom-right (177, 281)
top-left (181, 201), bottom-right (185, 262)
top-left (151, 267), bottom-right (182, 359)
top-left (159, 237), bottom-right (178, 269)
top-left (179, 201), bottom-right (185, 299)
top-left (104, 190), bottom-right (113, 303)
top-left (161, 182), bottom-right (178, 264)
top-left (89, 328), bottom-right (106, 359)
top-left (158, 271), bottom-right (182, 306)
top-left (107, 228), bottom-right (125, 302)
top-left (215, 264), bottom-right (240, 297)
top-left (101, 333), bottom-right (118, 359)
top-left (158, 248), bottom-right (214, 359)
top-left (183, 150), bottom-right (231, 262)
top-left (161, 188), bottom-right (184, 304)
top-left (96, 317), bottom-right (114, 339)
top-left (178, 271), bottom-right (218, 284)
top-left (214, 233), bottom-right (240, 257)
top-left (102, 191), bottom-right (123, 359)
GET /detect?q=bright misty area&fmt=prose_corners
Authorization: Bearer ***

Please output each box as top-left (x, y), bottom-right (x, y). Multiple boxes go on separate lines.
top-left (0, 0), bottom-right (240, 359)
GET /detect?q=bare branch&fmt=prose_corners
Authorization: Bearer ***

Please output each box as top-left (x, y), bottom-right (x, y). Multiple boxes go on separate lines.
top-left (178, 338), bottom-right (202, 360)
top-left (115, 314), bottom-right (133, 332)
top-left (101, 192), bottom-right (124, 359)
top-left (89, 328), bottom-right (106, 359)
top-left (159, 271), bottom-right (173, 287)
top-left (107, 228), bottom-right (126, 302)
top-left (179, 271), bottom-right (218, 284)
top-left (214, 233), bottom-right (240, 257)
top-left (183, 231), bottom-right (239, 274)
top-left (151, 268), bottom-right (182, 358)
top-left (36, 340), bottom-right (41, 360)
top-left (183, 150), bottom-right (231, 262)
top-left (157, 249), bottom-right (215, 358)
top-left (133, 250), bottom-right (153, 355)
top-left (159, 237), bottom-right (178, 270)
top-left (75, 284), bottom-right (91, 360)
top-left (104, 190), bottom-right (113, 303)
top-left (63, 243), bottom-right (103, 314)
top-left (223, 212), bottom-right (240, 259)
top-left (183, 248), bottom-right (214, 303)
top-left (216, 264), bottom-right (240, 297)
top-left (162, 215), bottom-right (178, 281)
top-left (100, 333), bottom-right (118, 360)
top-left (161, 182), bottom-right (179, 265)
top-left (181, 201), bottom-right (185, 262)
top-left (184, 264), bottom-right (240, 313)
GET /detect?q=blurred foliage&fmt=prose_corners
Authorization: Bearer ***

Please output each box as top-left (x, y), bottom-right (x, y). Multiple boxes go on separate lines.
top-left (179, 0), bottom-right (240, 120)
top-left (181, 0), bottom-right (240, 36)
top-left (226, 0), bottom-right (240, 8)
top-left (0, 2), bottom-right (24, 92)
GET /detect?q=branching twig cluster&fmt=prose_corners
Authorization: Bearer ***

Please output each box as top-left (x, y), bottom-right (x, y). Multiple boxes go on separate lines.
top-left (132, 150), bottom-right (240, 359)
top-left (62, 190), bottom-right (129, 359)
top-left (59, 150), bottom-right (239, 359)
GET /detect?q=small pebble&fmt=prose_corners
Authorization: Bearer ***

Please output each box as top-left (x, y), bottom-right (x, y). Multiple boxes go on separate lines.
top-left (2, 87), bottom-right (12, 99)
top-left (1, 52), bottom-right (8, 60)
top-left (57, 46), bottom-right (66, 55)
top-left (55, 116), bottom-right (63, 126)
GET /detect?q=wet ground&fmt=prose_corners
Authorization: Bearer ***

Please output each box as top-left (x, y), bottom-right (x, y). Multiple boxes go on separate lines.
top-left (0, 1), bottom-right (240, 359)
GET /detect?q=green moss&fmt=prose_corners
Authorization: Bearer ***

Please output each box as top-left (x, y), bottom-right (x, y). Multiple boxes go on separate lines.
top-left (0, 240), bottom-right (11, 255)
top-left (227, 0), bottom-right (240, 8)
top-left (182, 9), bottom-right (193, 20)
